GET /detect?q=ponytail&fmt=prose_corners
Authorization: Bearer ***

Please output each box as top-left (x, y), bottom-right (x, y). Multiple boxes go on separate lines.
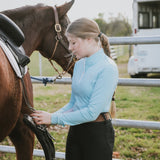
top-left (109, 91), bottom-right (116, 118)
top-left (98, 32), bottom-right (116, 118)
top-left (98, 32), bottom-right (111, 57)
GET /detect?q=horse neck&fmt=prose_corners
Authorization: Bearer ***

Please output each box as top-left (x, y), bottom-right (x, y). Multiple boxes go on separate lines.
top-left (3, 5), bottom-right (54, 57)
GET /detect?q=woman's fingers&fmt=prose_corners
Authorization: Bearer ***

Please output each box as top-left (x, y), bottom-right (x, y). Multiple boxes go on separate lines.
top-left (32, 116), bottom-right (43, 125)
top-left (30, 110), bottom-right (52, 125)
top-left (31, 111), bottom-right (42, 124)
top-left (31, 111), bottom-right (42, 117)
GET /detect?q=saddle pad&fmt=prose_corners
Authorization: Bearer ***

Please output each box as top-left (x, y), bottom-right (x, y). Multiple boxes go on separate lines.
top-left (0, 39), bottom-right (27, 78)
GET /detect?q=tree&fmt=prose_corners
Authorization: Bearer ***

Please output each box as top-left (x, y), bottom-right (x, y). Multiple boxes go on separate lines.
top-left (94, 13), bottom-right (108, 34)
top-left (94, 13), bottom-right (132, 37)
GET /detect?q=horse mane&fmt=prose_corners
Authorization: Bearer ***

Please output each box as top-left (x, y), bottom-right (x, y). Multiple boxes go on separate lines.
top-left (2, 4), bottom-right (44, 16)
top-left (1, 4), bottom-right (46, 28)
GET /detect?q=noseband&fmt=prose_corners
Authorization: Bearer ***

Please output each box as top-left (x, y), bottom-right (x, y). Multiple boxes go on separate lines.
top-left (48, 6), bottom-right (76, 80)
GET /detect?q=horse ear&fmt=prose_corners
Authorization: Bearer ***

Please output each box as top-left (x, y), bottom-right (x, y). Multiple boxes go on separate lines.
top-left (57, 0), bottom-right (75, 18)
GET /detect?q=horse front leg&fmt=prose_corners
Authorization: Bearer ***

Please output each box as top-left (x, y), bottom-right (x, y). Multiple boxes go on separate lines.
top-left (9, 113), bottom-right (34, 160)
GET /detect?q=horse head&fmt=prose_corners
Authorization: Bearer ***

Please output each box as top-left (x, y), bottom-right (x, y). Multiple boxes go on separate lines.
top-left (37, 1), bottom-right (75, 75)
top-left (2, 0), bottom-right (75, 75)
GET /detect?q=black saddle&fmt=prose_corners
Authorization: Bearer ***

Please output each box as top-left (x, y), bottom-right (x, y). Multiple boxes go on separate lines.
top-left (0, 13), bottom-right (30, 67)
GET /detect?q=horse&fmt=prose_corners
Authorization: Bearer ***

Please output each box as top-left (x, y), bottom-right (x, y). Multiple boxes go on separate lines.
top-left (0, 1), bottom-right (74, 159)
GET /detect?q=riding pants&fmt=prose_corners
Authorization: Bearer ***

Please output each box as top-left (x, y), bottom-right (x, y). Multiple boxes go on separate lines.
top-left (65, 119), bottom-right (115, 160)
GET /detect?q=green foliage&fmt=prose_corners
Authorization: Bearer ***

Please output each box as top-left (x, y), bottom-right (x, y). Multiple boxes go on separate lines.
top-left (94, 13), bottom-right (109, 34)
top-left (94, 13), bottom-right (132, 36)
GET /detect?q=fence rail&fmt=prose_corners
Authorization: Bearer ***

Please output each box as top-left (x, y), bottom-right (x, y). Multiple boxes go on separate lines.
top-left (0, 145), bottom-right (65, 159)
top-left (109, 36), bottom-right (160, 45)
top-left (0, 145), bottom-right (119, 160)
top-left (31, 76), bottom-right (160, 87)
top-left (112, 119), bottom-right (160, 130)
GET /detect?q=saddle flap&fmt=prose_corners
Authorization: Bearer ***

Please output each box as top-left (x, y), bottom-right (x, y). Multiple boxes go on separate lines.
top-left (7, 42), bottom-right (30, 67)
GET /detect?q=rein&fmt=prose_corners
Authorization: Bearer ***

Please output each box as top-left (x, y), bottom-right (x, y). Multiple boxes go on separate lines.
top-left (48, 6), bottom-right (76, 82)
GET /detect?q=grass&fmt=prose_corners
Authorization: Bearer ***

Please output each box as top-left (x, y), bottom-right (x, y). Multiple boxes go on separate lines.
top-left (1, 48), bottom-right (160, 159)
top-left (28, 51), bottom-right (64, 76)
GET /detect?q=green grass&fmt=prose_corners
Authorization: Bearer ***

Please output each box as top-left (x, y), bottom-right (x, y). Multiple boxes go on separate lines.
top-left (28, 51), bottom-right (63, 76)
top-left (1, 47), bottom-right (160, 159)
top-left (114, 86), bottom-right (160, 159)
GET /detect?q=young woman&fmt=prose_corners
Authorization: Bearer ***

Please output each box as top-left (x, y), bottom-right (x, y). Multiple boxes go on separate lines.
top-left (31, 18), bottom-right (119, 160)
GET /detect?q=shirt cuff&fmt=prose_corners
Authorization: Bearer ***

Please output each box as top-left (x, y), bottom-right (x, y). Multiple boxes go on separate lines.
top-left (51, 113), bottom-right (65, 126)
top-left (51, 113), bottom-right (59, 124)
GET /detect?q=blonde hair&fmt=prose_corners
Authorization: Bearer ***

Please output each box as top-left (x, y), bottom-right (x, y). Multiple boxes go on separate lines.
top-left (66, 18), bottom-right (111, 57)
top-left (66, 18), bottom-right (116, 118)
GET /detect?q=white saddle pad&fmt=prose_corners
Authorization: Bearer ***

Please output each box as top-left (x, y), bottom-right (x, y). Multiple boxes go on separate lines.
top-left (0, 39), bottom-right (27, 78)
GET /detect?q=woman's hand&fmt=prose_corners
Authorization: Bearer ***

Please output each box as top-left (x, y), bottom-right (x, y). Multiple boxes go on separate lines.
top-left (31, 110), bottom-right (52, 125)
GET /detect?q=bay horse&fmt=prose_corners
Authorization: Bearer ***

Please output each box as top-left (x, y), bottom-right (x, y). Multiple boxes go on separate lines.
top-left (0, 1), bottom-right (74, 159)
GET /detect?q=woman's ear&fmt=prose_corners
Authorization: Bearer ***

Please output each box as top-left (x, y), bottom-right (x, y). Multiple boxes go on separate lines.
top-left (87, 37), bottom-right (96, 44)
top-left (86, 37), bottom-right (92, 42)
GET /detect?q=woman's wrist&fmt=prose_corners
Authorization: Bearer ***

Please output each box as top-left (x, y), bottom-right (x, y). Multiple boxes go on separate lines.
top-left (51, 112), bottom-right (58, 125)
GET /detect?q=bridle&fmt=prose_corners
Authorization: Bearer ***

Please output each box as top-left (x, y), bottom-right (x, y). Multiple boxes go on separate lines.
top-left (48, 6), bottom-right (76, 81)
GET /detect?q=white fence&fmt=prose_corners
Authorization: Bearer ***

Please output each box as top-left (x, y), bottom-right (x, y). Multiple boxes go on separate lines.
top-left (109, 35), bottom-right (160, 45)
top-left (0, 145), bottom-right (65, 159)
top-left (31, 76), bottom-right (160, 87)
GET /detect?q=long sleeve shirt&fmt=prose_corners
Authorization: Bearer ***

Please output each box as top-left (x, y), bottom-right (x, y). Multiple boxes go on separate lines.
top-left (51, 48), bottom-right (119, 126)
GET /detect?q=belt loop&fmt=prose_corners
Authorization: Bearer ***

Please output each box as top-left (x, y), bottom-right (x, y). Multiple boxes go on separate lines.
top-left (101, 112), bottom-right (112, 122)
top-left (101, 112), bottom-right (107, 121)
top-left (108, 112), bottom-right (112, 121)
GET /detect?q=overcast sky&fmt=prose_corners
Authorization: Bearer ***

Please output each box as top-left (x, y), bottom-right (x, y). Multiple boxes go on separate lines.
top-left (0, 0), bottom-right (133, 22)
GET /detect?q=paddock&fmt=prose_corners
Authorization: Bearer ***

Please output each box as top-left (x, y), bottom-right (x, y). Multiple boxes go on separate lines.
top-left (0, 35), bottom-right (160, 159)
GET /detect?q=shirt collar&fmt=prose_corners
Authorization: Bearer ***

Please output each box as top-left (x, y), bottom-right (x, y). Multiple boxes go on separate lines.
top-left (85, 48), bottom-right (105, 67)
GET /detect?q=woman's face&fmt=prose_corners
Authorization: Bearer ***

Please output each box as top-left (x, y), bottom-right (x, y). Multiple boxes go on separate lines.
top-left (66, 33), bottom-right (90, 59)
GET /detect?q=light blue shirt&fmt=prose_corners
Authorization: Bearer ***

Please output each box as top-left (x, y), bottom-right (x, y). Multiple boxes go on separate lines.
top-left (51, 49), bottom-right (119, 126)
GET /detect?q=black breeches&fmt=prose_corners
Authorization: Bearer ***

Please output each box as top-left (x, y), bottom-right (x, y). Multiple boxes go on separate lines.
top-left (66, 120), bottom-right (115, 160)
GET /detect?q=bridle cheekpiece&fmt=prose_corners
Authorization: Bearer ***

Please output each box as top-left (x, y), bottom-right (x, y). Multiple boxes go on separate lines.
top-left (48, 6), bottom-right (76, 81)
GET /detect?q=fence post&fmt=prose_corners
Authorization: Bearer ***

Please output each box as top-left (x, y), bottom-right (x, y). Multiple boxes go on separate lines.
top-left (39, 53), bottom-right (42, 76)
